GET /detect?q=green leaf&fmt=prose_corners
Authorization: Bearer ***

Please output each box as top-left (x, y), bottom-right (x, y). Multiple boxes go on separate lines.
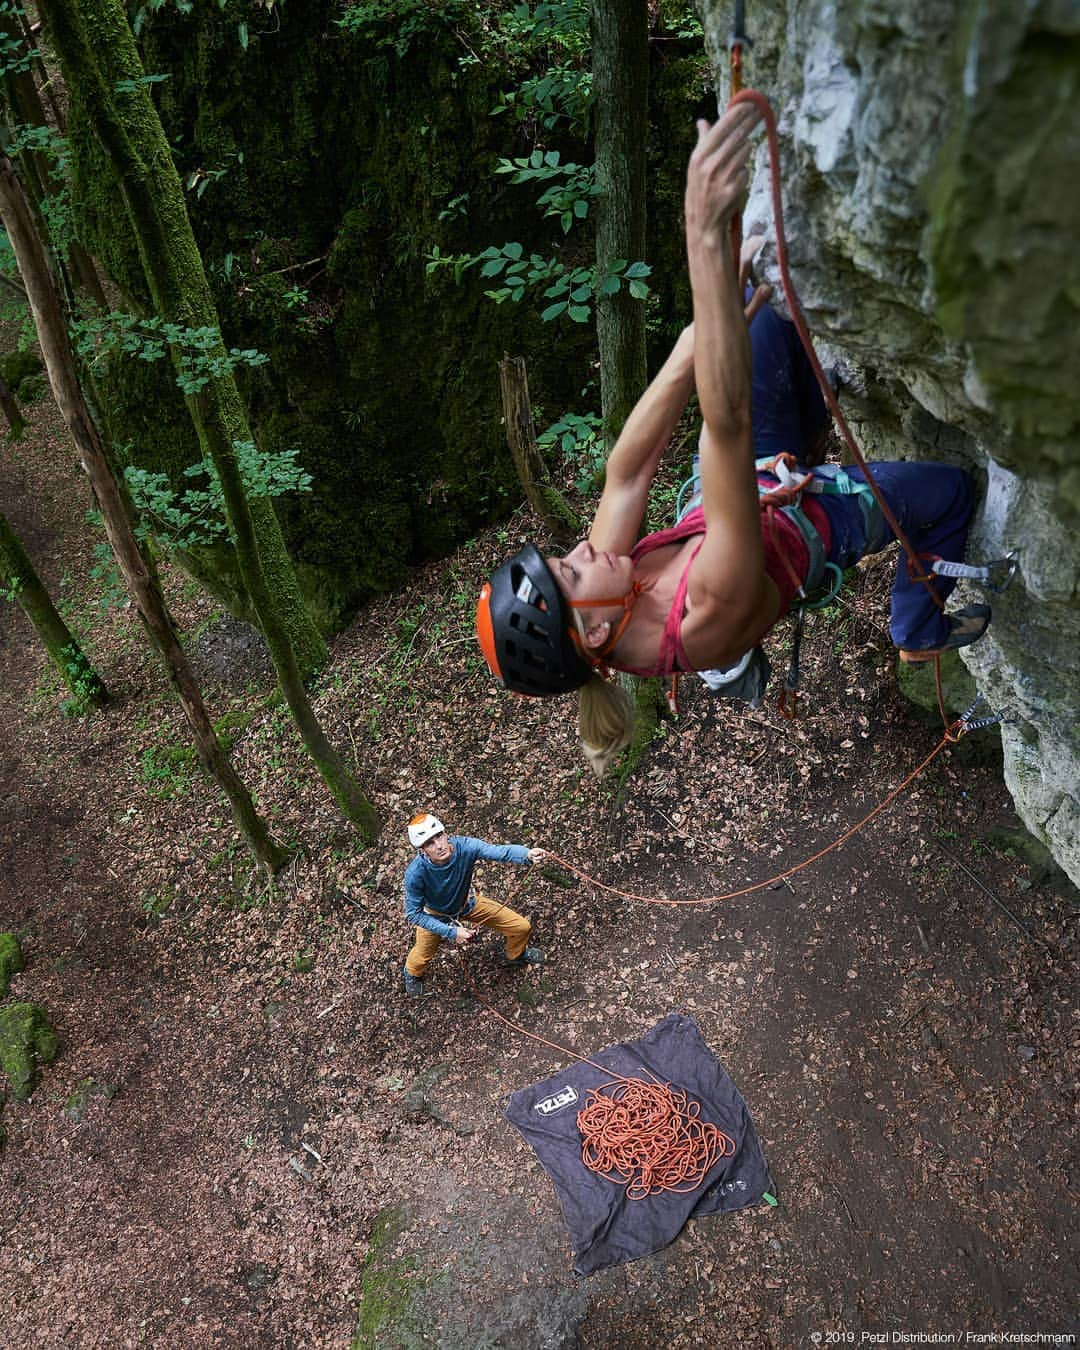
top-left (570, 285), bottom-right (591, 302)
top-left (624, 261), bottom-right (652, 279)
top-left (238, 21), bottom-right (249, 49)
top-left (628, 279), bottom-right (649, 300)
top-left (480, 258), bottom-right (506, 277)
top-left (503, 241), bottom-right (523, 260)
top-left (599, 275), bottom-right (621, 296)
top-left (540, 301), bottom-right (568, 322)
top-left (567, 305), bottom-right (590, 323)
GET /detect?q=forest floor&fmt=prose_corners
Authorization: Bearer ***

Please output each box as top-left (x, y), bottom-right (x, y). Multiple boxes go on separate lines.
top-left (0, 394), bottom-right (1077, 1350)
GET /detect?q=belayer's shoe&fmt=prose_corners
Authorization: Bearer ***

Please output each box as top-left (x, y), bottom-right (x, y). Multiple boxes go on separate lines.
top-left (899, 604), bottom-right (991, 664)
top-left (504, 946), bottom-right (543, 968)
top-left (402, 968), bottom-right (426, 998)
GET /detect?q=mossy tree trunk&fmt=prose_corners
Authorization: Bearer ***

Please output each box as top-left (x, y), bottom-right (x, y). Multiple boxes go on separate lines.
top-left (37, 0), bottom-right (327, 681)
top-left (591, 0), bottom-right (667, 759)
top-left (0, 507), bottom-right (108, 708)
top-left (0, 7), bottom-right (107, 309)
top-left (38, 0), bottom-right (382, 843)
top-left (592, 0), bottom-right (649, 446)
top-left (0, 154), bottom-right (292, 876)
top-left (497, 355), bottom-right (579, 547)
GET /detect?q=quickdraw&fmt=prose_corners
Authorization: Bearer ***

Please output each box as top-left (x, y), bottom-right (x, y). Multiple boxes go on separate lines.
top-left (948, 690), bottom-right (1015, 742)
top-left (930, 553), bottom-right (1019, 594)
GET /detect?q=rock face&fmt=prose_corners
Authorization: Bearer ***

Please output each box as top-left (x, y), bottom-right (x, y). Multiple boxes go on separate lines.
top-left (698, 0), bottom-right (1080, 882)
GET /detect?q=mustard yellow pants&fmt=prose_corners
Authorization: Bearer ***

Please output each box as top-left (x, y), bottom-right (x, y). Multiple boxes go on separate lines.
top-left (404, 893), bottom-right (531, 978)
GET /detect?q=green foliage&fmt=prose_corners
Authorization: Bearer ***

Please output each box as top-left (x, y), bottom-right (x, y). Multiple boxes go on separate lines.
top-left (426, 242), bottom-right (650, 323)
top-left (490, 59), bottom-right (592, 134)
top-left (58, 641), bottom-right (103, 716)
top-left (537, 409), bottom-right (603, 493)
top-left (494, 149), bottom-right (596, 233)
top-left (114, 72), bottom-right (171, 94)
top-left (657, 0), bottom-right (703, 41)
top-left (335, 0), bottom-right (471, 58)
top-left (137, 742), bottom-right (198, 799)
top-left (72, 311), bottom-right (269, 396)
top-left (0, 347), bottom-right (41, 396)
top-left (131, 0), bottom-right (273, 49)
top-left (185, 149), bottom-right (244, 200)
top-left (87, 535), bottom-right (128, 615)
top-left (124, 439), bottom-right (312, 551)
top-left (3, 122), bottom-right (77, 260)
top-left (0, 1), bottom-right (35, 79)
top-left (140, 891), bottom-right (174, 919)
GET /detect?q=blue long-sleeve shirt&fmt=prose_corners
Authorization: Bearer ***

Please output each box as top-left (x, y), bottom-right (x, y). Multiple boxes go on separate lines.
top-left (403, 835), bottom-right (531, 940)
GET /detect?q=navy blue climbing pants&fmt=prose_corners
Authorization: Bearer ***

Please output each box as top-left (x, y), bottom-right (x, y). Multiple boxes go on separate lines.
top-left (749, 301), bottom-right (829, 460)
top-left (818, 464), bottom-right (974, 652)
top-left (749, 303), bottom-right (976, 653)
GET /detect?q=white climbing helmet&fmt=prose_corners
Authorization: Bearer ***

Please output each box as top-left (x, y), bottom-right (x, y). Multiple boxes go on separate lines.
top-left (407, 813), bottom-right (445, 849)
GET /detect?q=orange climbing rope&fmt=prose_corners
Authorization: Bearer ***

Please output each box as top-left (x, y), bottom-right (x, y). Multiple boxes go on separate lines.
top-left (456, 717), bottom-right (978, 1196)
top-left (727, 83), bottom-right (945, 614)
top-left (540, 730), bottom-right (958, 908)
top-left (458, 949), bottom-right (736, 1199)
top-left (577, 1073), bottom-right (736, 1199)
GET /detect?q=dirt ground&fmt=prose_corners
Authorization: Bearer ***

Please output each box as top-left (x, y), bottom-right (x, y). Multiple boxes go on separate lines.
top-left (1, 400), bottom-right (1077, 1349)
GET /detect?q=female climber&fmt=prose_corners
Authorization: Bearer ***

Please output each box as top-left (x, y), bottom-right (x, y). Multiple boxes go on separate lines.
top-left (475, 102), bottom-right (991, 773)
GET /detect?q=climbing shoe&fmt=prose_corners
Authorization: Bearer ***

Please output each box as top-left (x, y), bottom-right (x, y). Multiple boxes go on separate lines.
top-left (899, 604), bottom-right (992, 663)
top-left (504, 946), bottom-right (543, 968)
top-left (402, 969), bottom-right (426, 998)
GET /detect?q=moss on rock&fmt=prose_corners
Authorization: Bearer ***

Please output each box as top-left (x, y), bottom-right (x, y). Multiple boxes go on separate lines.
top-left (352, 1208), bottom-right (430, 1350)
top-left (0, 932), bottom-right (23, 998)
top-left (0, 1002), bottom-right (58, 1100)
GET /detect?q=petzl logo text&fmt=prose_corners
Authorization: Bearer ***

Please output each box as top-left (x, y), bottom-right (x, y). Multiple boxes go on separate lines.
top-left (535, 1086), bottom-right (579, 1115)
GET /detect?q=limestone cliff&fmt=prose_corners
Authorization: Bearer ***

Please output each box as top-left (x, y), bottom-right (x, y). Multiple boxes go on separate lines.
top-left (697, 0), bottom-right (1079, 880)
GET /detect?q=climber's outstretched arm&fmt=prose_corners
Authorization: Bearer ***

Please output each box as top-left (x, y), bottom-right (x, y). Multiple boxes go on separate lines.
top-left (681, 103), bottom-right (781, 657)
top-left (588, 325), bottom-right (697, 558)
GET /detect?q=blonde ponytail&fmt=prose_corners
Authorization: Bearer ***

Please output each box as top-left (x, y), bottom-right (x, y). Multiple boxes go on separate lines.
top-left (577, 674), bottom-right (634, 778)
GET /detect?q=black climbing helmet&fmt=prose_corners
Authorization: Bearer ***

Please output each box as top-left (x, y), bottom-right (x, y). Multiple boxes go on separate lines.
top-left (476, 544), bottom-right (593, 696)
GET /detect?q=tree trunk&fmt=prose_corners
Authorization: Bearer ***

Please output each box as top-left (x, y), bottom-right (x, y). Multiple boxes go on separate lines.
top-left (0, 9), bottom-right (107, 309)
top-left (591, 0), bottom-right (667, 763)
top-left (38, 0), bottom-right (382, 843)
top-left (591, 0), bottom-right (649, 447)
top-left (0, 375), bottom-right (25, 439)
top-left (0, 154), bottom-right (292, 876)
top-left (37, 0), bottom-right (327, 681)
top-left (0, 508), bottom-right (108, 707)
top-left (497, 355), bottom-right (579, 546)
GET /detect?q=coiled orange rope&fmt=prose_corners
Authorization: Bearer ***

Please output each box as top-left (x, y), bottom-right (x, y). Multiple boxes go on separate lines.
top-left (577, 1072), bottom-right (735, 1199)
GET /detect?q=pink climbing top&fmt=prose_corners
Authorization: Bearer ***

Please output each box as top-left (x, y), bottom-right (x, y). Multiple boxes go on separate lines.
top-left (620, 488), bottom-right (832, 677)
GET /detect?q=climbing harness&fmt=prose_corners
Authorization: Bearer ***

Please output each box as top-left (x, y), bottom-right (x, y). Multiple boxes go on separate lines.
top-left (694, 25), bottom-right (1017, 731)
